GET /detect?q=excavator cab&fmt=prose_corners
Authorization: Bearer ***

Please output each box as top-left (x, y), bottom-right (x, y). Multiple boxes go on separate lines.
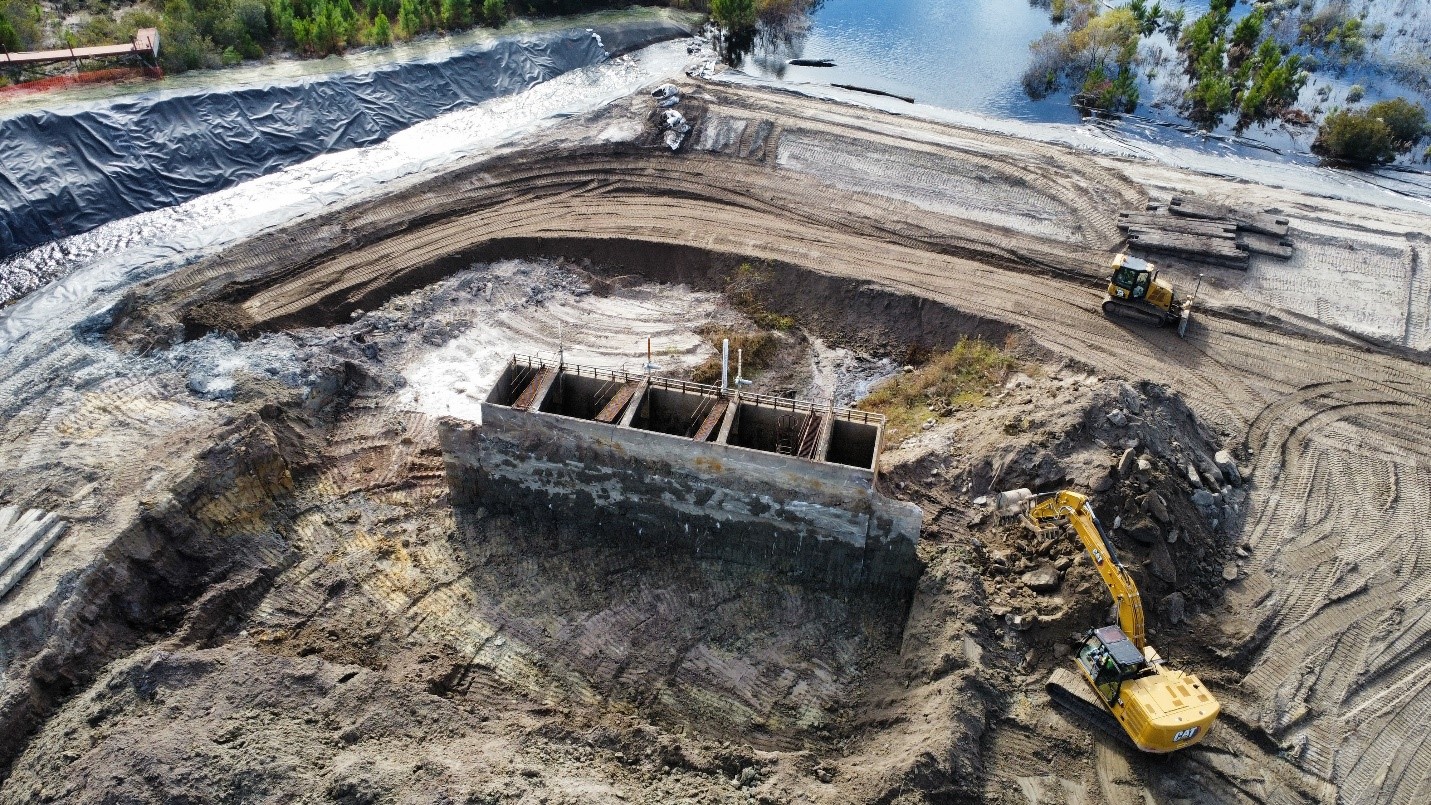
top-left (1077, 626), bottom-right (1147, 707)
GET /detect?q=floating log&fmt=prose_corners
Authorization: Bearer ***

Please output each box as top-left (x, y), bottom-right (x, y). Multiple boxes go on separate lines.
top-left (832, 84), bottom-right (915, 103)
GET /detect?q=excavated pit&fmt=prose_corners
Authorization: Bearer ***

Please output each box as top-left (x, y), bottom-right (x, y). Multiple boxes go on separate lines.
top-left (6, 75), bottom-right (1431, 804)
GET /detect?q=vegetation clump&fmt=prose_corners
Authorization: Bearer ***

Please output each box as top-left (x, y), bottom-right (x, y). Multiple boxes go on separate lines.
top-left (1023, 1), bottom-right (1145, 115)
top-left (1178, 3), bottom-right (1306, 129)
top-left (689, 325), bottom-right (780, 385)
top-left (3, 0), bottom-right (675, 76)
top-left (725, 262), bottom-right (796, 331)
top-left (858, 338), bottom-right (1018, 445)
top-left (1313, 99), bottom-right (1428, 166)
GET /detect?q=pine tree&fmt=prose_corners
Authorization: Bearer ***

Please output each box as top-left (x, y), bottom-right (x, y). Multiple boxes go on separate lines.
top-left (372, 12), bottom-right (392, 46)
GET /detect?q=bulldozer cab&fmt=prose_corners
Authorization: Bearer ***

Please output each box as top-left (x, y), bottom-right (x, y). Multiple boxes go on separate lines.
top-left (1110, 256), bottom-right (1155, 300)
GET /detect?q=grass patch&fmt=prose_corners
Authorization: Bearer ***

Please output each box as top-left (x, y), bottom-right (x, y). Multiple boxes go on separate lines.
top-left (690, 326), bottom-right (781, 385)
top-left (857, 337), bottom-right (1018, 445)
top-left (726, 262), bottom-right (796, 331)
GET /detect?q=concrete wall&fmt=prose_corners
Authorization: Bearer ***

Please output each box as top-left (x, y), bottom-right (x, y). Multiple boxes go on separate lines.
top-left (440, 403), bottom-right (924, 597)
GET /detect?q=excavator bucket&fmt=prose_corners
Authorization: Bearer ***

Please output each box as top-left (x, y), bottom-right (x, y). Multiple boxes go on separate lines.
top-left (995, 487), bottom-right (1034, 515)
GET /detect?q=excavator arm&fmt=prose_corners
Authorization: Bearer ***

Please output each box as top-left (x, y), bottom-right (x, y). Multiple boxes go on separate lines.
top-left (997, 489), bottom-right (1145, 648)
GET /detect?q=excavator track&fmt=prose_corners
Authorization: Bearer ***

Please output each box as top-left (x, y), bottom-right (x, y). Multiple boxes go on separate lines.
top-left (1045, 667), bottom-right (1139, 751)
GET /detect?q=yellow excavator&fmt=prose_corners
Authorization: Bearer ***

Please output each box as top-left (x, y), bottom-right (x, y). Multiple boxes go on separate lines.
top-left (1102, 253), bottom-right (1197, 337)
top-left (996, 488), bottom-right (1220, 752)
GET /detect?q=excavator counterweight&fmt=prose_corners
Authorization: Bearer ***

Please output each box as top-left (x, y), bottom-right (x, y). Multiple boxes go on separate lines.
top-left (996, 488), bottom-right (1220, 753)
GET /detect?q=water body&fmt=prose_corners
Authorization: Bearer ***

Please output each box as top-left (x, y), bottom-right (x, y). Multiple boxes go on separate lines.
top-left (740, 0), bottom-right (1072, 122)
top-left (736, 0), bottom-right (1431, 176)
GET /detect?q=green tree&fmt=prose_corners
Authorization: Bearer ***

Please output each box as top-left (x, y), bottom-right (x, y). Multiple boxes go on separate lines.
top-left (1366, 98), bottom-right (1427, 147)
top-left (1314, 110), bottom-right (1395, 165)
top-left (396, 0), bottom-right (421, 39)
top-left (710, 0), bottom-right (755, 31)
top-left (0, 12), bottom-right (20, 51)
top-left (481, 0), bottom-right (504, 27)
top-left (371, 10), bottom-right (391, 45)
top-left (439, 0), bottom-right (467, 30)
top-left (1230, 8), bottom-right (1262, 50)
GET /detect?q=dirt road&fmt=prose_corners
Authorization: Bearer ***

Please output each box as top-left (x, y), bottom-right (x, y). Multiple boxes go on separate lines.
top-left (4, 78), bottom-right (1430, 802)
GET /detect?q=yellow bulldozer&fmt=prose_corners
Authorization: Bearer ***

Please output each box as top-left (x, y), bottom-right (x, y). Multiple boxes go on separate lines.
top-left (1101, 253), bottom-right (1198, 337)
top-left (996, 488), bottom-right (1220, 753)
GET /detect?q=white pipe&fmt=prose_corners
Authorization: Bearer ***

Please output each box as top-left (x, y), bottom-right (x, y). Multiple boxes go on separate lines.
top-left (721, 339), bottom-right (729, 392)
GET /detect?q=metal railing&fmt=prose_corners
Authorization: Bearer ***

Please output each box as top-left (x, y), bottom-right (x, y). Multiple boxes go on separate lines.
top-left (504, 355), bottom-right (885, 427)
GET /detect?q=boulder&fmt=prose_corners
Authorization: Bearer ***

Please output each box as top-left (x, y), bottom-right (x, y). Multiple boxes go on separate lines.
top-left (1186, 463), bottom-right (1203, 488)
top-left (1146, 491), bottom-right (1172, 524)
top-left (1107, 409), bottom-right (1129, 428)
top-left (1125, 517), bottom-right (1161, 545)
top-left (1162, 592), bottom-right (1187, 625)
top-left (1222, 563), bottom-right (1240, 581)
top-left (1021, 565), bottom-right (1062, 593)
top-left (1092, 473), bottom-right (1115, 493)
top-left (1192, 489), bottom-right (1217, 509)
top-left (1215, 449), bottom-right (1243, 486)
top-left (1119, 383), bottom-right (1144, 416)
top-left (1118, 448), bottom-right (1136, 478)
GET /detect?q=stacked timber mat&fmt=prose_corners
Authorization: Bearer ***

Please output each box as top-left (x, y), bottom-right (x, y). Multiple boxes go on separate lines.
top-left (0, 506), bottom-right (66, 601)
top-left (1119, 195), bottom-right (1293, 269)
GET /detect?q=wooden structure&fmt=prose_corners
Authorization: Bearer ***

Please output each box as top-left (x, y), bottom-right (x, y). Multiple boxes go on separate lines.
top-left (1, 28), bottom-right (158, 68)
top-left (1118, 196), bottom-right (1294, 269)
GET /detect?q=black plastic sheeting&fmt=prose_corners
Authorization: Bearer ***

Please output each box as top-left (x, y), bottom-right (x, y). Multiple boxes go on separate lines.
top-left (0, 24), bottom-right (683, 258)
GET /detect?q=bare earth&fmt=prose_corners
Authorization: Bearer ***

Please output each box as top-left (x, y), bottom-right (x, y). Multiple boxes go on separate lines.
top-left (1, 75), bottom-right (1429, 804)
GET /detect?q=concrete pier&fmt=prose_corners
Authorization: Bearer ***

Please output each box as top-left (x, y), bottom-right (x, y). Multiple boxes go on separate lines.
top-left (441, 356), bottom-right (924, 597)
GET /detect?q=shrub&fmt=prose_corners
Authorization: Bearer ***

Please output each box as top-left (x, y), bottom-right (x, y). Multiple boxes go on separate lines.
top-left (710, 0), bottom-right (755, 30)
top-left (1366, 98), bottom-right (1427, 146)
top-left (0, 13), bottom-right (18, 52)
top-left (1345, 84), bottom-right (1364, 103)
top-left (0, 0), bottom-right (41, 50)
top-left (1313, 109), bottom-right (1395, 165)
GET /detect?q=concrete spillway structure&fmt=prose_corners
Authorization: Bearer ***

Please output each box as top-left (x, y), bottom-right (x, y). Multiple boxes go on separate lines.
top-left (440, 356), bottom-right (923, 597)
